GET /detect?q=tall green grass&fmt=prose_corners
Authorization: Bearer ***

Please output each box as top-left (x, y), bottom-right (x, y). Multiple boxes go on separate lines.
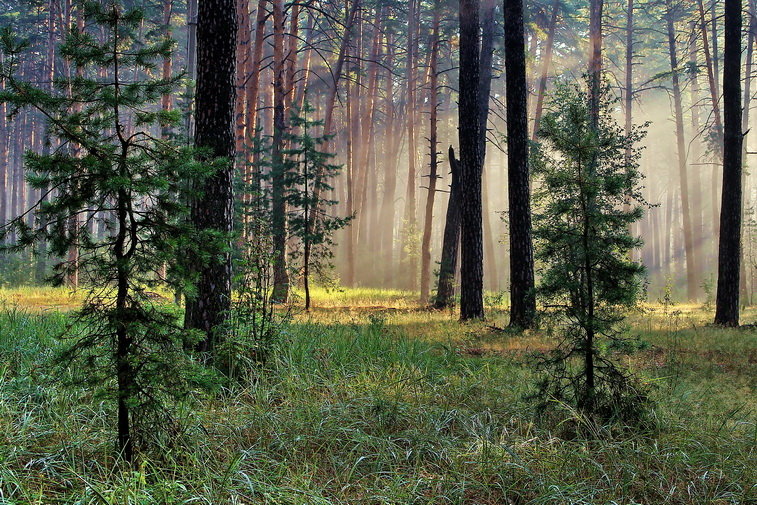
top-left (0, 299), bottom-right (754, 504)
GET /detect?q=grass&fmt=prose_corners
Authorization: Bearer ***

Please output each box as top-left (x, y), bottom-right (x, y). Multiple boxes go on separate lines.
top-left (0, 288), bottom-right (754, 504)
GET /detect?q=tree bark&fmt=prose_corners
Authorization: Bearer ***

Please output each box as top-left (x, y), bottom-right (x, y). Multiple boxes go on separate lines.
top-left (435, 147), bottom-right (461, 309)
top-left (401, 0), bottom-right (419, 291)
top-left (458, 0), bottom-right (484, 320)
top-left (184, 0), bottom-right (237, 352)
top-left (740, 0), bottom-right (756, 304)
top-left (270, 0), bottom-right (290, 301)
top-left (715, 0), bottom-right (742, 326)
top-left (504, 0), bottom-right (536, 328)
top-left (479, 0), bottom-right (498, 292)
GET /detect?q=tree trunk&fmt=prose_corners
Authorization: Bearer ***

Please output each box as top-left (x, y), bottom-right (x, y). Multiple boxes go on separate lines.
top-left (740, 0), bottom-right (756, 305)
top-left (270, 0), bottom-right (290, 301)
top-left (688, 21), bottom-right (706, 290)
top-left (479, 0), bottom-right (497, 292)
top-left (380, 31), bottom-right (399, 286)
top-left (184, 0), bottom-right (237, 352)
top-left (715, 0), bottom-right (742, 326)
top-left (665, 0), bottom-right (699, 301)
top-left (420, 4), bottom-right (440, 303)
top-left (504, 0), bottom-right (536, 328)
top-left (532, 0), bottom-right (559, 140)
top-left (401, 0), bottom-right (419, 291)
top-left (234, 0), bottom-right (250, 159)
top-left (184, 0), bottom-right (198, 138)
top-left (458, 0), bottom-right (484, 320)
top-left (435, 147), bottom-right (461, 309)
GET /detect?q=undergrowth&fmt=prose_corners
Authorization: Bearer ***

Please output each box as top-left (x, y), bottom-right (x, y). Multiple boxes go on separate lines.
top-left (0, 292), bottom-right (754, 504)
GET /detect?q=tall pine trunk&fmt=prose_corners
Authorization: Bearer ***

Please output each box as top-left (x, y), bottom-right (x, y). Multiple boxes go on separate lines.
top-left (184, 0), bottom-right (237, 352)
top-left (665, 0), bottom-right (699, 301)
top-left (435, 147), bottom-right (461, 309)
top-left (715, 0), bottom-right (743, 326)
top-left (505, 0), bottom-right (536, 328)
top-left (420, 5), bottom-right (440, 303)
top-left (458, 0), bottom-right (484, 320)
top-left (271, 0), bottom-right (290, 301)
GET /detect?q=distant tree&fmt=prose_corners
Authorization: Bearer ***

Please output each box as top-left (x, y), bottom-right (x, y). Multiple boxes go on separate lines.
top-left (531, 80), bottom-right (649, 423)
top-left (504, 0), bottom-right (536, 329)
top-left (183, 0), bottom-right (237, 353)
top-left (283, 105), bottom-right (350, 310)
top-left (270, 0), bottom-right (290, 302)
top-left (665, 0), bottom-right (699, 301)
top-left (420, 3), bottom-right (441, 304)
top-left (714, 0), bottom-right (742, 326)
top-left (0, 2), bottom-right (214, 462)
top-left (458, 0), bottom-right (484, 320)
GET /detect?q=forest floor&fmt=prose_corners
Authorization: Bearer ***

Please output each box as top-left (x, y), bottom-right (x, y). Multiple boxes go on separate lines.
top-left (0, 287), bottom-right (754, 504)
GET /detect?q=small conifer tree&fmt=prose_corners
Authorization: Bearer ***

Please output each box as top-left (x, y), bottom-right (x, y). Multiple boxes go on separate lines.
top-left (0, 1), bottom-right (215, 462)
top-left (285, 104), bottom-right (350, 309)
top-left (530, 79), bottom-right (651, 425)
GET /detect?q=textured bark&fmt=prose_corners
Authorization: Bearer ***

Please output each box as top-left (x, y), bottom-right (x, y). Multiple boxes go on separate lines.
top-left (270, 0), bottom-right (290, 301)
top-left (184, 0), bottom-right (237, 351)
top-left (714, 0), bottom-right (742, 326)
top-left (435, 147), bottom-right (461, 309)
top-left (420, 5), bottom-right (440, 303)
top-left (665, 0), bottom-right (699, 301)
top-left (184, 0), bottom-right (198, 137)
top-left (458, 0), bottom-right (484, 320)
top-left (504, 0), bottom-right (536, 328)
top-left (740, 0), bottom-right (756, 304)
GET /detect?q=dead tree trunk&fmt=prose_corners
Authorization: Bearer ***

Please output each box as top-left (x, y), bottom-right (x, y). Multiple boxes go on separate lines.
top-left (420, 4), bottom-right (441, 303)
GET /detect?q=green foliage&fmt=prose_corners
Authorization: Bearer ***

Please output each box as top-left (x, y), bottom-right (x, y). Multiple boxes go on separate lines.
top-left (247, 102), bottom-right (351, 307)
top-left (0, 1), bottom-right (217, 460)
top-left (282, 103), bottom-right (352, 289)
top-left (219, 219), bottom-right (291, 379)
top-left (530, 78), bottom-right (652, 425)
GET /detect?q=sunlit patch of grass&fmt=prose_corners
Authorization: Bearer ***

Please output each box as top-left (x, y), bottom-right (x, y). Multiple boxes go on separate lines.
top-left (0, 286), bottom-right (84, 312)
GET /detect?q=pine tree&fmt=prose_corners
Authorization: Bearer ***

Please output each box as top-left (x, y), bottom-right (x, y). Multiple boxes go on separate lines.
top-left (277, 104), bottom-right (350, 310)
top-left (0, 1), bottom-right (215, 463)
top-left (531, 79), bottom-right (650, 423)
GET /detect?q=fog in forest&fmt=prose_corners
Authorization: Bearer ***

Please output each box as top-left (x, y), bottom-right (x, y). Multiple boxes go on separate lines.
top-left (0, 0), bottom-right (751, 304)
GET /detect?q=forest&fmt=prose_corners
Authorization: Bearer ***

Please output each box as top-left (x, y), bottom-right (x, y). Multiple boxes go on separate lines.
top-left (0, 0), bottom-right (754, 503)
